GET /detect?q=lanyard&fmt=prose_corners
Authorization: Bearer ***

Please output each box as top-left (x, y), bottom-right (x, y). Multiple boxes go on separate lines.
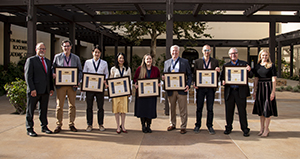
top-left (203, 57), bottom-right (211, 69)
top-left (172, 57), bottom-right (180, 70)
top-left (64, 54), bottom-right (71, 66)
top-left (118, 67), bottom-right (125, 77)
top-left (93, 59), bottom-right (101, 72)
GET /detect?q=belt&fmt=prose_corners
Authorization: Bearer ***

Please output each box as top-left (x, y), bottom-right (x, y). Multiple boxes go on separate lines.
top-left (230, 87), bottom-right (239, 91)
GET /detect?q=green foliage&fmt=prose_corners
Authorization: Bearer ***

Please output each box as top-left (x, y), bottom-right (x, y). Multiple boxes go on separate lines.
top-left (297, 85), bottom-right (300, 90)
top-left (103, 55), bottom-right (115, 70)
top-left (4, 78), bottom-right (27, 114)
top-left (0, 57), bottom-right (26, 96)
top-left (131, 54), bottom-right (143, 76)
top-left (155, 53), bottom-right (167, 74)
top-left (286, 85), bottom-right (292, 91)
top-left (276, 58), bottom-right (299, 80)
top-left (280, 86), bottom-right (285, 90)
top-left (276, 87), bottom-right (282, 91)
top-left (292, 86), bottom-right (299, 92)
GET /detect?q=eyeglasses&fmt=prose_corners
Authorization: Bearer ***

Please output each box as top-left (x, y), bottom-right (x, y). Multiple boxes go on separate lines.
top-left (229, 52), bottom-right (238, 55)
top-left (38, 48), bottom-right (46, 51)
top-left (203, 49), bottom-right (211, 52)
top-left (62, 45), bottom-right (71, 48)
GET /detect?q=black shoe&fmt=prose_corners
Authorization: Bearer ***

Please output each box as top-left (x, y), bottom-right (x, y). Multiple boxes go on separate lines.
top-left (41, 126), bottom-right (53, 134)
top-left (54, 126), bottom-right (62, 133)
top-left (224, 129), bottom-right (231, 135)
top-left (243, 131), bottom-right (250, 137)
top-left (69, 126), bottom-right (78, 132)
top-left (208, 127), bottom-right (215, 135)
top-left (27, 131), bottom-right (38, 137)
top-left (193, 126), bottom-right (200, 133)
top-left (142, 125), bottom-right (147, 133)
top-left (146, 127), bottom-right (152, 133)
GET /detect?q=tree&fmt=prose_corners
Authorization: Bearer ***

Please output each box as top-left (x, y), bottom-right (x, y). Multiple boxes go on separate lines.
top-left (110, 10), bottom-right (222, 59)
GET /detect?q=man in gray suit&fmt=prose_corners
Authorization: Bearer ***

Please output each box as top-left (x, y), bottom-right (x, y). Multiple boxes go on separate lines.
top-left (163, 45), bottom-right (192, 134)
top-left (24, 42), bottom-right (54, 137)
top-left (193, 44), bottom-right (220, 135)
top-left (52, 40), bottom-right (82, 133)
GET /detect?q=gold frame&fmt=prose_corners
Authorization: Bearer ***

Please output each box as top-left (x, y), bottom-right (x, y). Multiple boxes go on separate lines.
top-left (164, 72), bottom-right (186, 91)
top-left (195, 69), bottom-right (218, 88)
top-left (81, 73), bottom-right (105, 92)
top-left (55, 67), bottom-right (78, 86)
top-left (224, 66), bottom-right (248, 85)
top-left (107, 76), bottom-right (132, 98)
top-left (137, 78), bottom-right (160, 97)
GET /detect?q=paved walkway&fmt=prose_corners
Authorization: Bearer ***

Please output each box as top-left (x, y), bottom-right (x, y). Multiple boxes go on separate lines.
top-left (0, 88), bottom-right (300, 159)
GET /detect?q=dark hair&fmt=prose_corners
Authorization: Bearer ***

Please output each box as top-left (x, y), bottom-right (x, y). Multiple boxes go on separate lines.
top-left (61, 39), bottom-right (72, 46)
top-left (115, 52), bottom-right (128, 70)
top-left (93, 45), bottom-right (102, 52)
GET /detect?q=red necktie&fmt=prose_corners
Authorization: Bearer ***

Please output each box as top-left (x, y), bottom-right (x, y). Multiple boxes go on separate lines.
top-left (41, 57), bottom-right (47, 73)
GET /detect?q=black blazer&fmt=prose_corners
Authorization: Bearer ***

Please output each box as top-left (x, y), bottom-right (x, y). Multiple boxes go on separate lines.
top-left (163, 57), bottom-right (192, 96)
top-left (220, 59), bottom-right (253, 100)
top-left (24, 55), bottom-right (54, 94)
top-left (194, 57), bottom-right (219, 91)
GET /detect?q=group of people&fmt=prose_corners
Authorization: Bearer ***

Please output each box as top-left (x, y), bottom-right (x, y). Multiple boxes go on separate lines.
top-left (24, 40), bottom-right (277, 138)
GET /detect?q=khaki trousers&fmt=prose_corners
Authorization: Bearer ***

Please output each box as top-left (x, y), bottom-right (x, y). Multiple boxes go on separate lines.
top-left (168, 91), bottom-right (188, 129)
top-left (56, 86), bottom-right (76, 126)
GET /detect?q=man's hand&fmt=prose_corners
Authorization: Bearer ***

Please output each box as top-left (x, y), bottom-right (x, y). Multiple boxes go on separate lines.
top-left (194, 83), bottom-right (198, 89)
top-left (135, 83), bottom-right (138, 89)
top-left (246, 65), bottom-right (251, 72)
top-left (184, 85), bottom-right (189, 92)
top-left (53, 73), bottom-right (56, 79)
top-left (215, 67), bottom-right (220, 72)
top-left (222, 80), bottom-right (225, 86)
top-left (50, 90), bottom-right (54, 96)
top-left (31, 90), bottom-right (37, 97)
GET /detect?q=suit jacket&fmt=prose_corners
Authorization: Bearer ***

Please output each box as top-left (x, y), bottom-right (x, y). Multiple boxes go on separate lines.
top-left (52, 52), bottom-right (83, 91)
top-left (220, 59), bottom-right (253, 100)
top-left (163, 57), bottom-right (192, 96)
top-left (24, 55), bottom-right (54, 94)
top-left (194, 57), bottom-right (219, 91)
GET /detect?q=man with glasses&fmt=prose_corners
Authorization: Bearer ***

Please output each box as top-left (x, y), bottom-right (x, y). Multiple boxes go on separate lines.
top-left (52, 40), bottom-right (82, 133)
top-left (193, 45), bottom-right (220, 134)
top-left (24, 42), bottom-right (54, 137)
top-left (220, 48), bottom-right (253, 137)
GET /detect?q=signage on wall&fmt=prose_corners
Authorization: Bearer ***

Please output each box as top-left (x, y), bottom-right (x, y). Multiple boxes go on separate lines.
top-left (10, 38), bottom-right (27, 58)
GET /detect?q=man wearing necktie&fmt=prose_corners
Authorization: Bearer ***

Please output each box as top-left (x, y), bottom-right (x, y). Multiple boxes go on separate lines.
top-left (82, 45), bottom-right (109, 132)
top-left (220, 48), bottom-right (253, 137)
top-left (162, 45), bottom-right (192, 134)
top-left (24, 42), bottom-right (54, 137)
top-left (52, 40), bottom-right (82, 133)
top-left (193, 45), bottom-right (220, 134)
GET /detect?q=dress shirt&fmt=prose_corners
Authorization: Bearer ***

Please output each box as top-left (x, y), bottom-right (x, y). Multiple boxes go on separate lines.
top-left (83, 58), bottom-right (109, 78)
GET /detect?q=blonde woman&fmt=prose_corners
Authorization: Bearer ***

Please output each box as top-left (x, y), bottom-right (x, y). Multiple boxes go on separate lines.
top-left (252, 49), bottom-right (278, 137)
top-left (133, 54), bottom-right (160, 133)
top-left (110, 53), bottom-right (131, 134)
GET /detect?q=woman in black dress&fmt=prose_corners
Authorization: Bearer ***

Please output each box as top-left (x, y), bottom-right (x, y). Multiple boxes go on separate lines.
top-left (252, 49), bottom-right (277, 137)
top-left (133, 54), bottom-right (160, 133)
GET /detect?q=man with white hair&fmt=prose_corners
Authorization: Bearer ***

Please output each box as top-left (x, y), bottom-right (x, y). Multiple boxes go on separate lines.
top-left (220, 48), bottom-right (253, 137)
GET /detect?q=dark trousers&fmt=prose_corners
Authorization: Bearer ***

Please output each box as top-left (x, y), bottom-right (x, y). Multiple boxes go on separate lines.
top-left (86, 92), bottom-right (104, 126)
top-left (195, 88), bottom-right (215, 128)
top-left (26, 93), bottom-right (50, 131)
top-left (225, 89), bottom-right (249, 133)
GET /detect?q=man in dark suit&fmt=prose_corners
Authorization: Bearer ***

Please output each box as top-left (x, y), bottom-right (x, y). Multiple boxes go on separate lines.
top-left (163, 45), bottom-right (192, 134)
top-left (193, 45), bottom-right (220, 135)
top-left (24, 42), bottom-right (54, 137)
top-left (52, 40), bottom-right (82, 133)
top-left (220, 48), bottom-right (253, 137)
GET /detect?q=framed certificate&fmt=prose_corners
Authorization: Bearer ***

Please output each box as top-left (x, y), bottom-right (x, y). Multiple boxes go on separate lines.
top-left (224, 66), bottom-right (248, 85)
top-left (164, 72), bottom-right (186, 91)
top-left (55, 67), bottom-right (78, 86)
top-left (196, 69), bottom-right (218, 88)
top-left (81, 73), bottom-right (105, 92)
top-left (137, 78), bottom-right (160, 97)
top-left (107, 76), bottom-right (132, 98)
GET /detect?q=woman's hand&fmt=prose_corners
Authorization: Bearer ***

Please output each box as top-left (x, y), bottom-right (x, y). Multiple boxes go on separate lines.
top-left (270, 92), bottom-right (275, 101)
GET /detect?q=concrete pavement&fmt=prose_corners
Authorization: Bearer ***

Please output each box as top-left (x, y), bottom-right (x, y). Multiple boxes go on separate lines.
top-left (0, 88), bottom-right (300, 159)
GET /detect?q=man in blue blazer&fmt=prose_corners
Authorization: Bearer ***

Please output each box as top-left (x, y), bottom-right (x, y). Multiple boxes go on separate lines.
top-left (163, 45), bottom-right (192, 134)
top-left (220, 48), bottom-right (253, 137)
top-left (24, 42), bottom-right (54, 137)
top-left (52, 40), bottom-right (82, 133)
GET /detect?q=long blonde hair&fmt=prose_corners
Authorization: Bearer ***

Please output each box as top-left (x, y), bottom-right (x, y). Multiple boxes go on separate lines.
top-left (257, 49), bottom-right (272, 69)
top-left (138, 54), bottom-right (152, 79)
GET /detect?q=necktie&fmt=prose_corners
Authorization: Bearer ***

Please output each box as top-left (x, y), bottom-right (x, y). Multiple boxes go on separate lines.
top-left (41, 57), bottom-right (47, 73)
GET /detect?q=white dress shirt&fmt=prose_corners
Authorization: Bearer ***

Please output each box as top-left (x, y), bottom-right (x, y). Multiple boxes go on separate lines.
top-left (83, 58), bottom-right (109, 78)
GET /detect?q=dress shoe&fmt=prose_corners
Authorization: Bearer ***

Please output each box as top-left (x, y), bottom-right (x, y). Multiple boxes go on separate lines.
top-left (243, 131), bottom-right (250, 137)
top-left (193, 126), bottom-right (200, 133)
top-left (180, 129), bottom-right (187, 134)
top-left (224, 129), bottom-right (231, 135)
top-left (69, 126), bottom-right (78, 132)
top-left (99, 125), bottom-right (105, 131)
top-left (146, 127), bottom-right (152, 133)
top-left (261, 131), bottom-right (269, 138)
top-left (54, 126), bottom-right (62, 133)
top-left (41, 126), bottom-right (53, 134)
top-left (27, 131), bottom-right (38, 137)
top-left (208, 127), bottom-right (216, 135)
top-left (120, 125), bottom-right (127, 133)
top-left (167, 126), bottom-right (176, 131)
top-left (116, 130), bottom-right (121, 134)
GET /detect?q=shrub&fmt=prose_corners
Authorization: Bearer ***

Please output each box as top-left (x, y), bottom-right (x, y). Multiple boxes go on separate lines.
top-left (286, 85), bottom-right (292, 91)
top-left (4, 78), bottom-right (27, 114)
top-left (280, 86), bottom-right (285, 91)
top-left (293, 86), bottom-right (299, 92)
top-left (276, 87), bottom-right (282, 91)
